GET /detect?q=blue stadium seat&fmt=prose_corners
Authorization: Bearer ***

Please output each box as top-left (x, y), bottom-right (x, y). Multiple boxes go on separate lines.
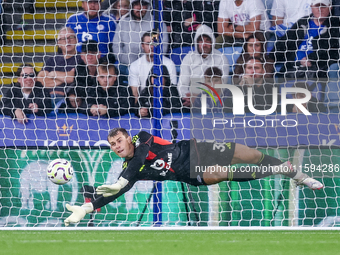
top-left (217, 47), bottom-right (243, 74)
top-left (169, 46), bottom-right (195, 74)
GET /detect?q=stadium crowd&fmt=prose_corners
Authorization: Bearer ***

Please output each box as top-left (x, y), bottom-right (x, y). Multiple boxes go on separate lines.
top-left (0, 0), bottom-right (339, 121)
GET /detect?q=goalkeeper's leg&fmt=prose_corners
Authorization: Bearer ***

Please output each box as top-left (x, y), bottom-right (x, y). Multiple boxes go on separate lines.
top-left (202, 143), bottom-right (323, 190)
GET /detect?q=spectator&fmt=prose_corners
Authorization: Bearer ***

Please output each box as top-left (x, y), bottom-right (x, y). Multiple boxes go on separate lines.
top-left (163, 0), bottom-right (220, 49)
top-left (163, 0), bottom-right (199, 49)
top-left (112, 0), bottom-right (169, 74)
top-left (78, 39), bottom-right (101, 86)
top-left (86, 56), bottom-right (134, 117)
top-left (37, 27), bottom-right (81, 104)
top-left (271, 0), bottom-right (312, 29)
top-left (233, 32), bottom-right (274, 84)
top-left (193, 66), bottom-right (230, 114)
top-left (270, 0), bottom-right (340, 80)
top-left (64, 40), bottom-right (101, 114)
top-left (216, 0), bottom-right (271, 47)
top-left (286, 81), bottom-right (326, 113)
top-left (2, 64), bottom-right (52, 123)
top-left (224, 56), bottom-right (278, 113)
top-left (177, 24), bottom-right (229, 107)
top-left (66, 0), bottom-right (116, 54)
top-left (137, 65), bottom-right (182, 117)
top-left (103, 0), bottom-right (130, 23)
top-left (267, 0), bottom-right (312, 52)
top-left (129, 31), bottom-right (177, 103)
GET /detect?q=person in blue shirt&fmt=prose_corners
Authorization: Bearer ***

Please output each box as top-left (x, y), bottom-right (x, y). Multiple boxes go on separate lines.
top-left (66, 0), bottom-right (116, 54)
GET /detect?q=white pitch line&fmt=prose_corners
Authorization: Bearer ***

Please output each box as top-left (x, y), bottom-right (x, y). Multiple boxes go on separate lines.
top-left (68, 240), bottom-right (116, 243)
top-left (2, 226), bottom-right (340, 231)
top-left (18, 240), bottom-right (63, 243)
top-left (15, 239), bottom-right (183, 243)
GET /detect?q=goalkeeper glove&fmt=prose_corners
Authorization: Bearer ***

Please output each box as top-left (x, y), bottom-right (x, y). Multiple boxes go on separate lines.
top-left (96, 177), bottom-right (129, 197)
top-left (64, 203), bottom-right (94, 226)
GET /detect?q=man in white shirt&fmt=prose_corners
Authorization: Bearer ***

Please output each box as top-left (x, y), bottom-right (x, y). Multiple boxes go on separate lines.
top-left (267, 0), bottom-right (311, 52)
top-left (112, 0), bottom-right (169, 75)
top-left (217, 0), bottom-right (271, 45)
top-left (178, 24), bottom-right (229, 107)
top-left (129, 31), bottom-right (177, 103)
top-left (271, 0), bottom-right (312, 28)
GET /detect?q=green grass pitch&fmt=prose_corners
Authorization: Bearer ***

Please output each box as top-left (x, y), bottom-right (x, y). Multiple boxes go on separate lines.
top-left (1, 230), bottom-right (339, 255)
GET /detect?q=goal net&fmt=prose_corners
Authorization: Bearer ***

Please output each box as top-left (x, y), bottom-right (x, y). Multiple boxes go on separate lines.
top-left (0, 0), bottom-right (340, 228)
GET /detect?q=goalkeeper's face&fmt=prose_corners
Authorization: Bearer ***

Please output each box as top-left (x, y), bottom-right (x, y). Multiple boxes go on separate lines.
top-left (108, 132), bottom-right (134, 158)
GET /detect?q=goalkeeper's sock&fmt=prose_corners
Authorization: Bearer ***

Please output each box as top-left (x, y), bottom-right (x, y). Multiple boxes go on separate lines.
top-left (256, 154), bottom-right (296, 178)
top-left (227, 167), bottom-right (273, 182)
top-left (227, 154), bottom-right (291, 181)
top-left (256, 153), bottom-right (283, 166)
top-left (251, 153), bottom-right (323, 190)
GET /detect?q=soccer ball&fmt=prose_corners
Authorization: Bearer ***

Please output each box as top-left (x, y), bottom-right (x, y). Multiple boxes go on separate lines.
top-left (47, 159), bottom-right (74, 185)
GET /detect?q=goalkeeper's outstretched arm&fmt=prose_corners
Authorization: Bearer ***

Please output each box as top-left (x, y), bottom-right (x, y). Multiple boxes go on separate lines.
top-left (64, 128), bottom-right (152, 226)
top-left (64, 178), bottom-right (136, 226)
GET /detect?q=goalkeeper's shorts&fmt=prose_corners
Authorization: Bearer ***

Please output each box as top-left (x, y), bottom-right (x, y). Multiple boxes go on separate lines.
top-left (186, 140), bottom-right (236, 186)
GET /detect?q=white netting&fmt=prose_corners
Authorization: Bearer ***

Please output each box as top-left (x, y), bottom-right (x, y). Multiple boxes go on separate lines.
top-left (0, 0), bottom-right (340, 228)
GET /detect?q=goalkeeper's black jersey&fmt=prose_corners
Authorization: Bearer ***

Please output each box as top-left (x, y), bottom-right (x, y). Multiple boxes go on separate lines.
top-left (92, 131), bottom-right (236, 210)
top-left (120, 131), bottom-right (192, 183)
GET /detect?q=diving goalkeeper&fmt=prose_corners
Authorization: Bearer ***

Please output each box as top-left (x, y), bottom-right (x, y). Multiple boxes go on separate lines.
top-left (64, 128), bottom-right (323, 226)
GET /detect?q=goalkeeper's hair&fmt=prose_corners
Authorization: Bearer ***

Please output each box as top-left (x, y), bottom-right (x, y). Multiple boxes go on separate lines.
top-left (107, 128), bottom-right (129, 140)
